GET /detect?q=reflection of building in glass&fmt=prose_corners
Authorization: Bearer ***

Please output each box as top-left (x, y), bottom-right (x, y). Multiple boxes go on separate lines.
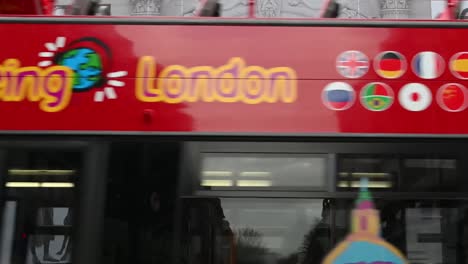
top-left (53, 5), bottom-right (69, 15)
top-left (130, 0), bottom-right (162, 15)
top-left (54, 4), bottom-right (111, 15)
top-left (53, 0), bottom-right (443, 18)
top-left (322, 179), bottom-right (408, 264)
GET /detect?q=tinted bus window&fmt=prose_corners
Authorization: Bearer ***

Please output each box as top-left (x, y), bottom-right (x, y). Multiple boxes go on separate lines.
top-left (337, 154), bottom-right (460, 192)
top-left (0, 149), bottom-right (79, 264)
top-left (337, 156), bottom-right (397, 190)
top-left (335, 199), bottom-right (467, 264)
top-left (96, 140), bottom-right (468, 264)
top-left (101, 142), bottom-right (181, 264)
top-left (200, 153), bottom-right (327, 189)
top-left (181, 198), bottom-right (327, 264)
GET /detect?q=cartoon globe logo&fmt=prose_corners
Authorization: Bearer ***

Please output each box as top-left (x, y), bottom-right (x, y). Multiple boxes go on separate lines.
top-left (38, 37), bottom-right (128, 102)
top-left (57, 47), bottom-right (103, 90)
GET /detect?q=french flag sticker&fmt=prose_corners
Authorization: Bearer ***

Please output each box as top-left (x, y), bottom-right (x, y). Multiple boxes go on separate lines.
top-left (412, 51), bottom-right (445, 79)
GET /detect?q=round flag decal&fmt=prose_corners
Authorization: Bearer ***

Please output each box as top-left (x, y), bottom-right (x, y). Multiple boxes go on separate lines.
top-left (398, 83), bottom-right (432, 112)
top-left (437, 83), bottom-right (468, 112)
top-left (374, 51), bottom-right (407, 79)
top-left (450, 52), bottom-right (468, 79)
top-left (360, 82), bottom-right (394, 111)
top-left (322, 82), bottom-right (355, 111)
top-left (412, 51), bottom-right (445, 79)
top-left (336, 50), bottom-right (369, 79)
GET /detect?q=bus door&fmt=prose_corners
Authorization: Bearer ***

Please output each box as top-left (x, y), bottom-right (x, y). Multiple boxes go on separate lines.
top-left (181, 197), bottom-right (234, 264)
top-left (0, 141), bottom-right (107, 264)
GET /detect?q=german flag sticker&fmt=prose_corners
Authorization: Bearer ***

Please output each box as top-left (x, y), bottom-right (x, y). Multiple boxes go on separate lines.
top-left (374, 51), bottom-right (407, 79)
top-left (450, 52), bottom-right (468, 79)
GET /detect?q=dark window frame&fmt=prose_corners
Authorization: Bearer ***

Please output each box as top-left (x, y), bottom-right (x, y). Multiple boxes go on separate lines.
top-left (0, 140), bottom-right (108, 264)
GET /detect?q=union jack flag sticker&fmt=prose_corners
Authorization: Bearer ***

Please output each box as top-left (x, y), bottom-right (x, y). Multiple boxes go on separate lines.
top-left (336, 51), bottom-right (369, 79)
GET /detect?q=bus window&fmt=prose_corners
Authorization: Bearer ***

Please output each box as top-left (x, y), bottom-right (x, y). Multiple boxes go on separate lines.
top-left (181, 197), bottom-right (328, 264)
top-left (337, 155), bottom-right (398, 191)
top-left (100, 142), bottom-right (181, 264)
top-left (335, 199), bottom-right (467, 264)
top-left (199, 153), bottom-right (327, 190)
top-left (337, 154), bottom-right (460, 192)
top-left (0, 148), bottom-right (80, 264)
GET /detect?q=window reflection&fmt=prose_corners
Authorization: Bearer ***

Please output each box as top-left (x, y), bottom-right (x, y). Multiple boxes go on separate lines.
top-left (30, 207), bottom-right (73, 262)
top-left (401, 158), bottom-right (457, 191)
top-left (183, 198), bottom-right (328, 264)
top-left (25, 235), bottom-right (71, 263)
top-left (201, 154), bottom-right (326, 189)
top-left (337, 155), bottom-right (460, 192)
top-left (336, 200), bottom-right (467, 264)
top-left (405, 207), bottom-right (444, 263)
top-left (0, 201), bottom-right (17, 264)
top-left (0, 149), bottom-right (79, 264)
top-left (182, 196), bottom-right (468, 264)
top-left (37, 208), bottom-right (72, 227)
top-left (338, 156), bottom-right (396, 191)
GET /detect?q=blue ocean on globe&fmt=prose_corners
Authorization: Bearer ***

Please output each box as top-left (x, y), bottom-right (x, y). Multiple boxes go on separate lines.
top-left (58, 48), bottom-right (103, 90)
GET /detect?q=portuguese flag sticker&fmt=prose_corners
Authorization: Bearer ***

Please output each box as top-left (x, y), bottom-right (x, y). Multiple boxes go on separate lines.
top-left (360, 82), bottom-right (394, 111)
top-left (374, 51), bottom-right (407, 79)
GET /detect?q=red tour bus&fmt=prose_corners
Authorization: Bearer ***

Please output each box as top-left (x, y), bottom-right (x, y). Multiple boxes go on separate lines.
top-left (0, 1), bottom-right (468, 264)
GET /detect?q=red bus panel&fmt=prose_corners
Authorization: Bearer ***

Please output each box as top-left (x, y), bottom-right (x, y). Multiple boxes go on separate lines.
top-left (0, 21), bottom-right (467, 135)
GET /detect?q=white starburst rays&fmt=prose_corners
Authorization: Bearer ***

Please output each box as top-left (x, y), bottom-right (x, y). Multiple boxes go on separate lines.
top-left (38, 36), bottom-right (66, 67)
top-left (37, 36), bottom-right (128, 103)
top-left (93, 72), bottom-right (128, 102)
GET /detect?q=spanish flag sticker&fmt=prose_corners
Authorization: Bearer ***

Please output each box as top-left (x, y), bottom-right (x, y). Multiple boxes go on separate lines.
top-left (374, 51), bottom-right (407, 79)
top-left (450, 52), bottom-right (468, 79)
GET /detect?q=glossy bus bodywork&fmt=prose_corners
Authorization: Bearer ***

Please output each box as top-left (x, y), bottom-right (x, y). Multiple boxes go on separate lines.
top-left (1, 17), bottom-right (468, 135)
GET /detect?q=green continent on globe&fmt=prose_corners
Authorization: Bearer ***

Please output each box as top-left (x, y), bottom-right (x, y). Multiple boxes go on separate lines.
top-left (58, 48), bottom-right (103, 90)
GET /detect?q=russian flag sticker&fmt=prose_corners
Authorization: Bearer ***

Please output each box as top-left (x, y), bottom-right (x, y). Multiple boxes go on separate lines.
top-left (322, 82), bottom-right (356, 111)
top-left (412, 51), bottom-right (445, 79)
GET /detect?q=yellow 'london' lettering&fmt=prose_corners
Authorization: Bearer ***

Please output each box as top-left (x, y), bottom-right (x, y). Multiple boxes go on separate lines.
top-left (135, 56), bottom-right (298, 104)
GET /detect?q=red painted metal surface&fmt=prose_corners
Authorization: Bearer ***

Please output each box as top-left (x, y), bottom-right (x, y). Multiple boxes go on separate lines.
top-left (0, 0), bottom-right (42, 15)
top-left (0, 22), bottom-right (468, 135)
top-left (0, 0), bottom-right (57, 15)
